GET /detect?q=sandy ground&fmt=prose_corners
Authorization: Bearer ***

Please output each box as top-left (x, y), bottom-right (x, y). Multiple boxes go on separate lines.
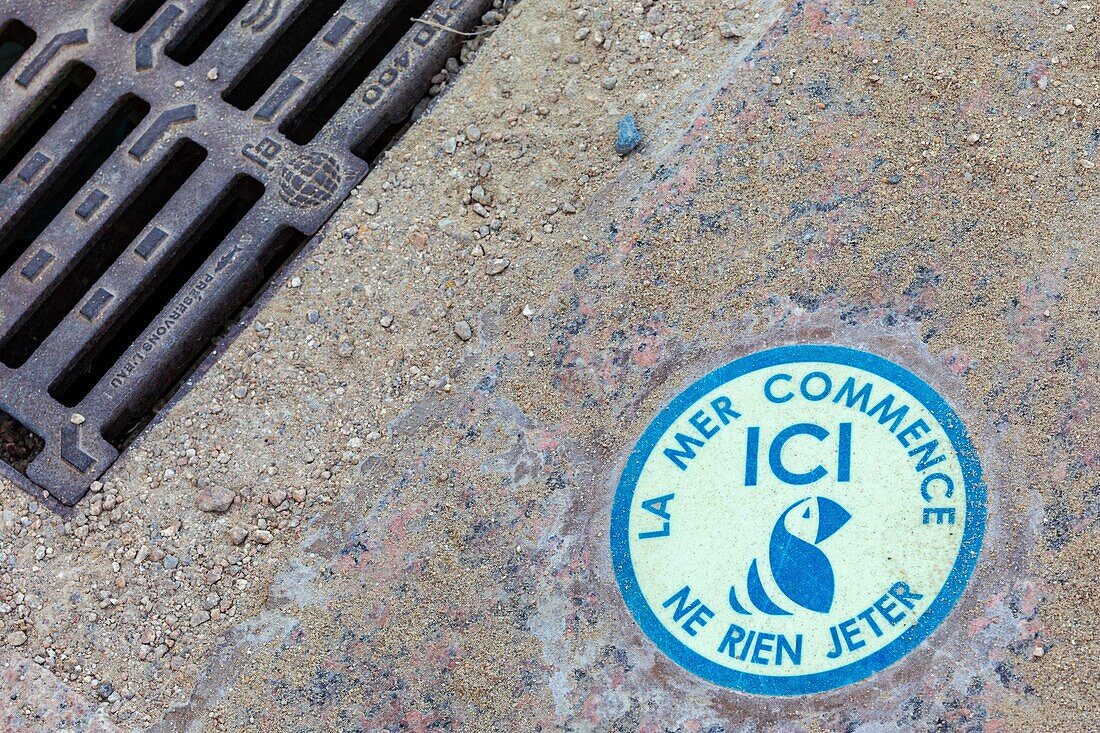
top-left (0, 0), bottom-right (1097, 730)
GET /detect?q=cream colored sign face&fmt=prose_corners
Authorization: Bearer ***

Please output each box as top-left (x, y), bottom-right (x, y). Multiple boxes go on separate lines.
top-left (611, 346), bottom-right (985, 695)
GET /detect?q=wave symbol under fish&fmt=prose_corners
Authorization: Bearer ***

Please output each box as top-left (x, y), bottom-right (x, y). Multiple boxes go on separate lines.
top-left (729, 496), bottom-right (851, 616)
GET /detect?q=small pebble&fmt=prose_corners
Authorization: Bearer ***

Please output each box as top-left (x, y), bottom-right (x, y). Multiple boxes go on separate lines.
top-left (454, 320), bottom-right (473, 341)
top-left (615, 114), bottom-right (643, 156)
top-left (486, 258), bottom-right (510, 275)
top-left (719, 22), bottom-right (743, 38)
top-left (196, 486), bottom-right (235, 513)
top-left (601, 76), bottom-right (618, 90)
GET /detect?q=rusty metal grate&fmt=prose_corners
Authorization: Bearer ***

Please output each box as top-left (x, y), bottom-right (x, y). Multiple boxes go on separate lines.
top-left (0, 0), bottom-right (492, 506)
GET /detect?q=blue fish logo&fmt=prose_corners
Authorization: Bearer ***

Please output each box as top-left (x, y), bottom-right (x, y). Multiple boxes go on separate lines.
top-left (730, 496), bottom-right (851, 616)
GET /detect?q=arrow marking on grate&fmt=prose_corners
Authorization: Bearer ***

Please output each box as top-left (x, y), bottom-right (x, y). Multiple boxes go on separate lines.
top-left (129, 105), bottom-right (198, 160)
top-left (16, 29), bottom-right (89, 87)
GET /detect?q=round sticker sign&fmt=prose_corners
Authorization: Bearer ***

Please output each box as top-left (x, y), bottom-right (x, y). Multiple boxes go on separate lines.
top-left (611, 345), bottom-right (986, 695)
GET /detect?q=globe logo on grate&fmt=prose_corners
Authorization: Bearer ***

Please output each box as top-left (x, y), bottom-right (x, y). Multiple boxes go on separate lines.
top-left (279, 151), bottom-right (342, 209)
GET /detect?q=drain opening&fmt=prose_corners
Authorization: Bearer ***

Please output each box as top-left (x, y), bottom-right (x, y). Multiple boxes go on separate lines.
top-left (0, 408), bottom-right (43, 476)
top-left (223, 0), bottom-right (348, 110)
top-left (166, 0), bottom-right (253, 66)
top-left (0, 94), bottom-right (150, 279)
top-left (0, 62), bottom-right (96, 186)
top-left (281, 0), bottom-right (435, 147)
top-left (0, 0), bottom-right (496, 504)
top-left (104, 224), bottom-right (308, 448)
top-left (0, 20), bottom-right (36, 80)
top-left (112, 0), bottom-right (172, 33)
top-left (0, 139), bottom-right (208, 368)
top-left (51, 174), bottom-right (265, 410)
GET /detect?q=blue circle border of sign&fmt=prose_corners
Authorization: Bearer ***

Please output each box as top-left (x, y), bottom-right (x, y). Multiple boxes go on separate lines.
top-left (610, 344), bottom-right (987, 696)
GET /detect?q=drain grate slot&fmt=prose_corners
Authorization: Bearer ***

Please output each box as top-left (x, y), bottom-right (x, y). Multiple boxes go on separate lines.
top-left (112, 0), bottom-right (172, 33)
top-left (104, 223), bottom-right (309, 447)
top-left (0, 62), bottom-right (96, 186)
top-left (0, 20), bottom-right (36, 80)
top-left (0, 408), bottom-right (43, 476)
top-left (0, 0), bottom-right (495, 504)
top-left (281, 0), bottom-right (435, 146)
top-left (52, 174), bottom-right (265, 409)
top-left (0, 94), bottom-right (150, 279)
top-left (256, 225), bottom-right (310, 281)
top-left (0, 139), bottom-right (208, 368)
top-left (166, 0), bottom-right (253, 66)
top-left (223, 0), bottom-right (348, 111)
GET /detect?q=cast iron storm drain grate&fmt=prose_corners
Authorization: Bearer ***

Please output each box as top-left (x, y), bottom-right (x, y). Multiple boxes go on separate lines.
top-left (0, 0), bottom-right (493, 506)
